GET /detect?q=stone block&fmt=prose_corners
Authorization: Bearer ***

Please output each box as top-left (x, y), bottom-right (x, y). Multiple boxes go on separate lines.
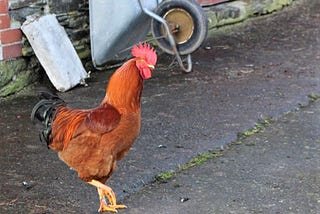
top-left (206, 1), bottom-right (248, 29)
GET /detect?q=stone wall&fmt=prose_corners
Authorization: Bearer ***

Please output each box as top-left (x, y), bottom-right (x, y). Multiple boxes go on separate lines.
top-left (0, 0), bottom-right (90, 97)
top-left (205, 0), bottom-right (295, 29)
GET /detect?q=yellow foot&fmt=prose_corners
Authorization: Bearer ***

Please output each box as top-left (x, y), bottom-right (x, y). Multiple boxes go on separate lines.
top-left (88, 179), bottom-right (127, 213)
top-left (98, 204), bottom-right (127, 213)
top-left (98, 194), bottom-right (127, 212)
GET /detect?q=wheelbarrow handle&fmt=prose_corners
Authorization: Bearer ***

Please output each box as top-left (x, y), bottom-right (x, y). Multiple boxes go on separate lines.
top-left (138, 0), bottom-right (192, 73)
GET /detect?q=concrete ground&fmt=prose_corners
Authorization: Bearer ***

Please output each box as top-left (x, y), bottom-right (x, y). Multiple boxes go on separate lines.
top-left (0, 0), bottom-right (319, 213)
top-left (121, 99), bottom-right (320, 214)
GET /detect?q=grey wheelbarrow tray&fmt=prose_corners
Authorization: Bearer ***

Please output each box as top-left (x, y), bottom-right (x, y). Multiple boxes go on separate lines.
top-left (89, 0), bottom-right (195, 72)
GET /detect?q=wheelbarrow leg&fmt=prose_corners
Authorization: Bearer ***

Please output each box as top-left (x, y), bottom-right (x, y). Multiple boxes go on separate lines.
top-left (137, 0), bottom-right (192, 73)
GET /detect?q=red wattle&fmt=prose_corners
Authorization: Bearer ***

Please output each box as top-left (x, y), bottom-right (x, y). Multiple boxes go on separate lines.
top-left (141, 68), bottom-right (152, 80)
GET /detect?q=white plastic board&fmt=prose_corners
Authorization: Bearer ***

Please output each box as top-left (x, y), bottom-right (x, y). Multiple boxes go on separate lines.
top-left (22, 14), bottom-right (89, 92)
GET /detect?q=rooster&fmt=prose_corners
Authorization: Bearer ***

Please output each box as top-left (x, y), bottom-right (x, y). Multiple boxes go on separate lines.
top-left (31, 43), bottom-right (157, 212)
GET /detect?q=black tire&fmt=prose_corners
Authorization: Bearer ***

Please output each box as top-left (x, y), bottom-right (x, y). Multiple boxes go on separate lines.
top-left (151, 0), bottom-right (208, 55)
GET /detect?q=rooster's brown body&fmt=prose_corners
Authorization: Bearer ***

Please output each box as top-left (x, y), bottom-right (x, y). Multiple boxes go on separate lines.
top-left (31, 43), bottom-right (157, 212)
top-left (51, 58), bottom-right (142, 182)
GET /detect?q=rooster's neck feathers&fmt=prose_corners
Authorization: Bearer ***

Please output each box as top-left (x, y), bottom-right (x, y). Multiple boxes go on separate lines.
top-left (102, 59), bottom-right (143, 113)
top-left (101, 43), bottom-right (157, 113)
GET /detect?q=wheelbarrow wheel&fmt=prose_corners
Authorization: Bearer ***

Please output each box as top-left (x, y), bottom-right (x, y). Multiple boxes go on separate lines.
top-left (151, 0), bottom-right (208, 55)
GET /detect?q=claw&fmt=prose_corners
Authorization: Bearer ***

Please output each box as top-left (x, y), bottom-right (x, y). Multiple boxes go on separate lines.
top-left (98, 204), bottom-right (127, 213)
top-left (88, 179), bottom-right (127, 213)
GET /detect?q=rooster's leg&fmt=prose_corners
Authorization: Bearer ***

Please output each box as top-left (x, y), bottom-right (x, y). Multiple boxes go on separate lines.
top-left (88, 179), bottom-right (127, 213)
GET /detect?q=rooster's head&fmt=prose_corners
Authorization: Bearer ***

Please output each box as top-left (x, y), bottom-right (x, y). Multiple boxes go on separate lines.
top-left (132, 42), bottom-right (157, 80)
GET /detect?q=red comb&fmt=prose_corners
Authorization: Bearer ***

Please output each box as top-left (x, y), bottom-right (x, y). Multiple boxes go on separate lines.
top-left (131, 42), bottom-right (157, 66)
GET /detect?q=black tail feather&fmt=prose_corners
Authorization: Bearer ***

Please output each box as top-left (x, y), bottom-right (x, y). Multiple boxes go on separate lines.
top-left (31, 92), bottom-right (65, 146)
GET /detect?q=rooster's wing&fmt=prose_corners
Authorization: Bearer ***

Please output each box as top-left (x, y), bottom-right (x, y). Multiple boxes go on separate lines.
top-left (85, 103), bottom-right (121, 134)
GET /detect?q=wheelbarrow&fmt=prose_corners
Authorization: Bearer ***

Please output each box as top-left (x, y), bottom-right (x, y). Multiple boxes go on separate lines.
top-left (89, 0), bottom-right (208, 73)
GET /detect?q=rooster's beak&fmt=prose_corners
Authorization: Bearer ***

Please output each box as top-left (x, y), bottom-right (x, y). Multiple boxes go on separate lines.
top-left (148, 64), bottom-right (155, 69)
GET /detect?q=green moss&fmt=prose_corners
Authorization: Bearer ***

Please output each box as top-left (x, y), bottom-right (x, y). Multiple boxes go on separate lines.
top-left (239, 124), bottom-right (263, 140)
top-left (77, 49), bottom-right (91, 59)
top-left (308, 93), bottom-right (320, 101)
top-left (0, 59), bottom-right (27, 88)
top-left (206, 0), bottom-right (295, 30)
top-left (155, 170), bottom-right (176, 181)
top-left (245, 124), bottom-right (262, 135)
top-left (238, 119), bottom-right (273, 141)
top-left (154, 151), bottom-right (222, 182)
top-left (264, 0), bottom-right (293, 14)
top-left (260, 118), bottom-right (271, 126)
top-left (180, 152), bottom-right (221, 171)
top-left (0, 70), bottom-right (37, 97)
top-left (246, 0), bottom-right (294, 15)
